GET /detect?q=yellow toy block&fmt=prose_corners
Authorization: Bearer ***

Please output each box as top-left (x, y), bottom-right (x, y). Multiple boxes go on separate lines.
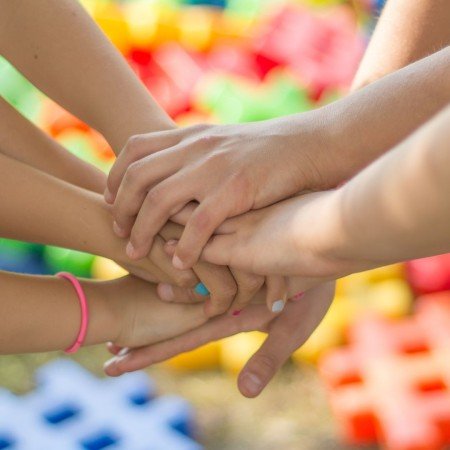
top-left (93, 3), bottom-right (132, 54)
top-left (336, 264), bottom-right (405, 296)
top-left (178, 7), bottom-right (217, 52)
top-left (362, 278), bottom-right (413, 319)
top-left (293, 295), bottom-right (356, 363)
top-left (163, 341), bottom-right (221, 371)
top-left (91, 257), bottom-right (128, 280)
top-left (123, 1), bottom-right (161, 49)
top-left (220, 332), bottom-right (266, 374)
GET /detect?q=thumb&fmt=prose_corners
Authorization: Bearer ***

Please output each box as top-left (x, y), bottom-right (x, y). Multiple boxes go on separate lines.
top-left (237, 331), bottom-right (291, 398)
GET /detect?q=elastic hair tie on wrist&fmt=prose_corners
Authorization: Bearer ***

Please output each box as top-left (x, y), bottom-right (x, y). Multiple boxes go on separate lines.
top-left (57, 272), bottom-right (89, 354)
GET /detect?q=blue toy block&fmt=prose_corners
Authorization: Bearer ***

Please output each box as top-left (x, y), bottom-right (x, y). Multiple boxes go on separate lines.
top-left (0, 360), bottom-right (203, 450)
top-left (183, 0), bottom-right (227, 8)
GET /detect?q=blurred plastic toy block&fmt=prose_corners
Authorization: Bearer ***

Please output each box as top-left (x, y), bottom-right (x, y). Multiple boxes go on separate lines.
top-left (0, 359), bottom-right (202, 450)
top-left (183, 0), bottom-right (227, 8)
top-left (253, 5), bottom-right (364, 93)
top-left (406, 255), bottom-right (450, 295)
top-left (319, 291), bottom-right (450, 450)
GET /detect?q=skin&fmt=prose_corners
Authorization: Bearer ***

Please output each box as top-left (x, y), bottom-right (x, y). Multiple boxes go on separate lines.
top-left (0, 0), bottom-right (271, 314)
top-left (0, 271), bottom-right (207, 354)
top-left (106, 48), bottom-right (450, 271)
top-left (190, 105), bottom-right (450, 283)
top-left (105, 0), bottom-right (450, 398)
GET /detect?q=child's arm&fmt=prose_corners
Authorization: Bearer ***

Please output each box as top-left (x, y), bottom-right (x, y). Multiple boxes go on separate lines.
top-left (198, 105), bottom-right (450, 281)
top-left (0, 271), bottom-right (206, 354)
top-left (0, 151), bottom-right (186, 284)
top-left (0, 97), bottom-right (106, 194)
top-left (0, 151), bottom-right (256, 314)
top-left (0, 0), bottom-right (174, 153)
top-left (107, 47), bottom-right (450, 269)
top-left (352, 0), bottom-right (450, 90)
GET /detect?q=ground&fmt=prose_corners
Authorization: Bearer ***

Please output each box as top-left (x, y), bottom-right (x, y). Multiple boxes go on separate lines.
top-left (0, 347), bottom-right (376, 450)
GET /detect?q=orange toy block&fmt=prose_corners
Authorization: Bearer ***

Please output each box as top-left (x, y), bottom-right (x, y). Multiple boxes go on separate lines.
top-left (319, 291), bottom-right (450, 450)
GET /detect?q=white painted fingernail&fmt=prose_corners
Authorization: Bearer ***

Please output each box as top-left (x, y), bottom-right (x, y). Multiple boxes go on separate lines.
top-left (271, 299), bottom-right (285, 313)
top-left (118, 347), bottom-right (129, 357)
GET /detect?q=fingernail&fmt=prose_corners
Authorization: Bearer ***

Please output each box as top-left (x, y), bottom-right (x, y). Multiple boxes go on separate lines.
top-left (271, 299), bottom-right (285, 313)
top-left (113, 221), bottom-right (126, 238)
top-left (172, 255), bottom-right (185, 270)
top-left (291, 291), bottom-right (305, 301)
top-left (232, 310), bottom-right (242, 317)
top-left (241, 372), bottom-right (263, 396)
top-left (158, 283), bottom-right (174, 301)
top-left (104, 187), bottom-right (114, 204)
top-left (126, 241), bottom-right (136, 258)
top-left (194, 283), bottom-right (209, 296)
top-left (166, 239), bottom-right (178, 246)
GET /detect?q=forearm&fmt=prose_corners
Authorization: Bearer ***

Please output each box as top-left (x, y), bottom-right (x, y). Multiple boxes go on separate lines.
top-left (329, 105), bottom-right (450, 267)
top-left (0, 271), bottom-right (117, 354)
top-left (303, 47), bottom-right (450, 187)
top-left (352, 0), bottom-right (450, 90)
top-left (0, 0), bottom-right (173, 153)
top-left (0, 96), bottom-right (106, 194)
top-left (0, 152), bottom-right (126, 260)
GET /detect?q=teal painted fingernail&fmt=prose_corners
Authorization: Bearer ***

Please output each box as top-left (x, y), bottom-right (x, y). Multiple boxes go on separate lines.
top-left (195, 283), bottom-right (209, 296)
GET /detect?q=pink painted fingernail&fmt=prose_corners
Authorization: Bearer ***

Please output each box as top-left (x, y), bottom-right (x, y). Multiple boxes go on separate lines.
top-left (292, 291), bottom-right (305, 301)
top-left (232, 310), bottom-right (242, 317)
top-left (172, 255), bottom-right (184, 270)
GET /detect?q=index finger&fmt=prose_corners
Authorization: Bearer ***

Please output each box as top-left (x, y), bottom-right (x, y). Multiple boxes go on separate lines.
top-left (105, 129), bottom-right (182, 202)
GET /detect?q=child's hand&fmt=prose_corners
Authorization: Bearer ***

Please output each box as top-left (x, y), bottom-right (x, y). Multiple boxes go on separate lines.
top-left (174, 192), bottom-right (360, 289)
top-left (105, 282), bottom-right (335, 398)
top-left (105, 116), bottom-right (337, 270)
top-left (103, 276), bottom-right (207, 349)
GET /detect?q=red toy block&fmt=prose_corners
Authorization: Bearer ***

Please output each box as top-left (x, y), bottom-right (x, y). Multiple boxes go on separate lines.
top-left (319, 291), bottom-right (450, 450)
top-left (253, 5), bottom-right (364, 92)
top-left (406, 255), bottom-right (450, 295)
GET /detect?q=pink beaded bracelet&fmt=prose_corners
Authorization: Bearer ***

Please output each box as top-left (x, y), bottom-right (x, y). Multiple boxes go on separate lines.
top-left (57, 272), bottom-right (89, 354)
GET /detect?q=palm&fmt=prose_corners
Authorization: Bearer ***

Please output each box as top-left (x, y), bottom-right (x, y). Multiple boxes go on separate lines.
top-left (104, 283), bottom-right (335, 397)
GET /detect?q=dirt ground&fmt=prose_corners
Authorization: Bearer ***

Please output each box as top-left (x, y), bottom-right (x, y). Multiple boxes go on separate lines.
top-left (0, 346), bottom-right (377, 450)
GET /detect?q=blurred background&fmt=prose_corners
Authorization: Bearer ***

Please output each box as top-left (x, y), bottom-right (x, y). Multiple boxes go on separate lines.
top-left (2, 1), bottom-right (450, 449)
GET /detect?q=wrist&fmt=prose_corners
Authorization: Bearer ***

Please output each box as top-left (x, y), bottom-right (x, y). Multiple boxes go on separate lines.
top-left (78, 280), bottom-right (121, 346)
top-left (276, 109), bottom-right (352, 191)
top-left (293, 189), bottom-right (365, 278)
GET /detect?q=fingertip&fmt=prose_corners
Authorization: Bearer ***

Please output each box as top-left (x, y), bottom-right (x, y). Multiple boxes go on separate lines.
top-left (172, 254), bottom-right (188, 270)
top-left (164, 239), bottom-right (178, 256)
top-left (157, 283), bottom-right (175, 301)
top-left (126, 240), bottom-right (150, 260)
top-left (238, 372), bottom-right (264, 398)
top-left (104, 187), bottom-right (115, 204)
top-left (270, 299), bottom-right (286, 314)
top-left (113, 221), bottom-right (128, 238)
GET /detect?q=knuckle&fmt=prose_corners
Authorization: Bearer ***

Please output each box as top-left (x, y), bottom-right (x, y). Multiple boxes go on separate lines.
top-left (145, 187), bottom-right (166, 207)
top-left (123, 161), bottom-right (144, 187)
top-left (241, 276), bottom-right (264, 294)
top-left (125, 134), bottom-right (143, 155)
top-left (192, 208), bottom-right (213, 233)
top-left (218, 283), bottom-right (238, 300)
top-left (253, 353), bottom-right (278, 374)
top-left (174, 272), bottom-right (196, 288)
top-left (197, 133), bottom-right (221, 146)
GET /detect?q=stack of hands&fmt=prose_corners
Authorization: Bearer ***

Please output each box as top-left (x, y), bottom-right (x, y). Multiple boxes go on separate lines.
top-left (0, 0), bottom-right (449, 400)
